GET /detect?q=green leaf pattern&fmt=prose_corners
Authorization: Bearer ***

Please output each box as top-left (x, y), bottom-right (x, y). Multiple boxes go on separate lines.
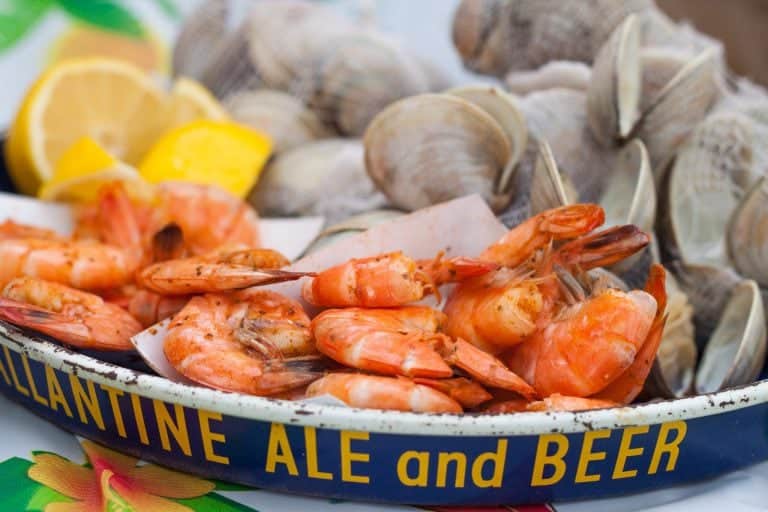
top-left (0, 0), bottom-right (52, 52)
top-left (56, 0), bottom-right (145, 38)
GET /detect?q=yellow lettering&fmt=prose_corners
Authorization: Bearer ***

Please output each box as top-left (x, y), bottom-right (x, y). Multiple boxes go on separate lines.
top-left (130, 393), bottom-right (149, 445)
top-left (4, 347), bottom-right (29, 396)
top-left (531, 434), bottom-right (568, 486)
top-left (304, 427), bottom-right (332, 479)
top-left (100, 385), bottom-right (126, 438)
top-left (265, 423), bottom-right (298, 475)
top-left (0, 352), bottom-right (11, 385)
top-left (199, 410), bottom-right (229, 465)
top-left (69, 375), bottom-right (105, 430)
top-left (436, 452), bottom-right (467, 488)
top-left (649, 421), bottom-right (687, 474)
top-left (44, 366), bottom-right (72, 418)
top-left (397, 451), bottom-right (429, 487)
top-left (575, 430), bottom-right (610, 483)
top-left (21, 355), bottom-right (47, 407)
top-left (153, 400), bottom-right (192, 456)
top-left (613, 426), bottom-right (649, 479)
top-left (340, 431), bottom-right (370, 484)
top-left (471, 440), bottom-right (507, 488)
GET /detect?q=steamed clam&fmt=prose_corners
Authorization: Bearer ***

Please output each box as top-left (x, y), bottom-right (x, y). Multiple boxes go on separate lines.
top-left (728, 177), bottom-right (768, 287)
top-left (364, 89), bottom-right (527, 212)
top-left (505, 61), bottom-right (591, 95)
top-left (224, 89), bottom-right (332, 153)
top-left (248, 139), bottom-right (387, 224)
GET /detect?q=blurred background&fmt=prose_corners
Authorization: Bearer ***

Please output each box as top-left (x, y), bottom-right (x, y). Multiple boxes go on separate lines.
top-left (0, 0), bottom-right (765, 127)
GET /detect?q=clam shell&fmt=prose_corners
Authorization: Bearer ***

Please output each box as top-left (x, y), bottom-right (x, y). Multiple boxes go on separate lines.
top-left (299, 33), bottom-right (431, 136)
top-left (529, 141), bottom-right (572, 213)
top-left (519, 88), bottom-right (616, 202)
top-left (600, 139), bottom-right (655, 232)
top-left (638, 47), bottom-right (687, 113)
top-left (662, 112), bottom-right (753, 265)
top-left (364, 94), bottom-right (513, 212)
top-left (445, 85), bottom-right (528, 192)
top-left (587, 14), bottom-right (641, 145)
top-left (671, 262), bottom-right (742, 349)
top-left (172, 0), bottom-right (230, 80)
top-left (302, 209), bottom-right (405, 256)
top-left (632, 48), bottom-right (721, 178)
top-left (224, 89), bottom-right (332, 154)
top-left (728, 176), bottom-right (768, 287)
top-left (644, 271), bottom-right (697, 399)
top-left (199, 21), bottom-right (262, 99)
top-left (248, 139), bottom-right (387, 224)
top-left (506, 61), bottom-right (591, 95)
top-left (451, 0), bottom-right (652, 76)
top-left (695, 279), bottom-right (767, 394)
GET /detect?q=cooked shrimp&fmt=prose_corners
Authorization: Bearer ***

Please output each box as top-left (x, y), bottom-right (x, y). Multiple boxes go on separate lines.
top-left (0, 277), bottom-right (141, 350)
top-left (302, 251), bottom-right (497, 308)
top-left (443, 225), bottom-right (650, 354)
top-left (153, 182), bottom-right (261, 255)
top-left (413, 377), bottom-right (493, 408)
top-left (0, 238), bottom-right (139, 290)
top-left (306, 373), bottom-right (462, 413)
top-left (128, 289), bottom-right (191, 328)
top-left (137, 248), bottom-right (311, 295)
top-left (163, 290), bottom-right (320, 395)
top-left (311, 306), bottom-right (536, 398)
top-left (504, 265), bottom-right (665, 399)
top-left (480, 204), bottom-right (605, 267)
top-left (484, 394), bottom-right (620, 413)
top-left (0, 220), bottom-right (64, 241)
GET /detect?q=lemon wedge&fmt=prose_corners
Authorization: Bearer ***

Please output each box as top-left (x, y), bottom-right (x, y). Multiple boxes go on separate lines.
top-left (138, 120), bottom-right (273, 197)
top-left (167, 77), bottom-right (230, 129)
top-left (6, 58), bottom-right (167, 195)
top-left (38, 137), bottom-right (154, 203)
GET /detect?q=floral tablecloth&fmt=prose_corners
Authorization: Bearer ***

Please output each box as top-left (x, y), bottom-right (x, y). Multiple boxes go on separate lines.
top-left (0, 391), bottom-right (766, 512)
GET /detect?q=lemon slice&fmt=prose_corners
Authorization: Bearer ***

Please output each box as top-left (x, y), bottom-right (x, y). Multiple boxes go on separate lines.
top-left (38, 137), bottom-right (155, 203)
top-left (138, 120), bottom-right (272, 198)
top-left (6, 58), bottom-right (167, 195)
top-left (167, 77), bottom-right (229, 129)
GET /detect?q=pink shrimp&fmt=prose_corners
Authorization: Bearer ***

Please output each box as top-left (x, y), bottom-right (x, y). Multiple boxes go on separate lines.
top-left (302, 251), bottom-right (498, 308)
top-left (484, 394), bottom-right (620, 413)
top-left (504, 265), bottom-right (666, 401)
top-left (311, 306), bottom-right (536, 399)
top-left (0, 277), bottom-right (142, 351)
top-left (443, 224), bottom-right (650, 354)
top-left (163, 289), bottom-right (320, 395)
top-left (306, 373), bottom-right (463, 413)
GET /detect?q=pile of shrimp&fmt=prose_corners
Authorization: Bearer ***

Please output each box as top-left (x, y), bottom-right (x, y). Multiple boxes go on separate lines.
top-left (0, 188), bottom-right (667, 415)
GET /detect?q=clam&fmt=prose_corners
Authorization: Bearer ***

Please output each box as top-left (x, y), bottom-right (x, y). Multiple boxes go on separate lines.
top-left (451, 0), bottom-right (653, 77)
top-left (662, 112), bottom-right (754, 265)
top-left (638, 47), bottom-right (687, 113)
top-left (364, 93), bottom-right (526, 212)
top-left (528, 141), bottom-right (576, 214)
top-left (632, 47), bottom-right (722, 176)
top-left (518, 88), bottom-right (616, 202)
top-left (728, 176), bottom-right (768, 287)
top-left (198, 21), bottom-right (262, 99)
top-left (587, 14), bottom-right (641, 146)
top-left (445, 85), bottom-right (529, 192)
top-left (694, 279), bottom-right (767, 394)
top-left (294, 32), bottom-right (432, 136)
top-left (643, 271), bottom-right (697, 399)
top-left (172, 0), bottom-right (230, 80)
top-left (224, 89), bottom-right (332, 153)
top-left (505, 61), bottom-right (592, 95)
top-left (600, 139), bottom-right (655, 232)
top-left (248, 139), bottom-right (387, 224)
top-left (302, 209), bottom-right (406, 256)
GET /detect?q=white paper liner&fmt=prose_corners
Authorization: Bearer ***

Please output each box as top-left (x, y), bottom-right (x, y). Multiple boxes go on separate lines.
top-left (131, 194), bottom-right (509, 390)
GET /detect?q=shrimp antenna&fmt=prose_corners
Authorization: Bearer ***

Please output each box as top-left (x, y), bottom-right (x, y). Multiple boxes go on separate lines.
top-left (554, 264), bottom-right (586, 305)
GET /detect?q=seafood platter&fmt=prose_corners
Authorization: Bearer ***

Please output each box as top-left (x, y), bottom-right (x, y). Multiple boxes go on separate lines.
top-left (0, 0), bottom-right (767, 506)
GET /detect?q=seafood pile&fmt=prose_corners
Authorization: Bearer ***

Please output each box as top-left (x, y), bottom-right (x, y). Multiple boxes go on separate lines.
top-left (0, 181), bottom-right (671, 414)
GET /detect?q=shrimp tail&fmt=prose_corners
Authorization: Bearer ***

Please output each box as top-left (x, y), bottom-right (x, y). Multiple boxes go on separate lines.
top-left (555, 225), bottom-right (650, 271)
top-left (139, 265), bottom-right (316, 295)
top-left (413, 377), bottom-right (493, 408)
top-left (417, 253), bottom-right (499, 285)
top-left (592, 264), bottom-right (668, 403)
top-left (441, 338), bottom-right (538, 400)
